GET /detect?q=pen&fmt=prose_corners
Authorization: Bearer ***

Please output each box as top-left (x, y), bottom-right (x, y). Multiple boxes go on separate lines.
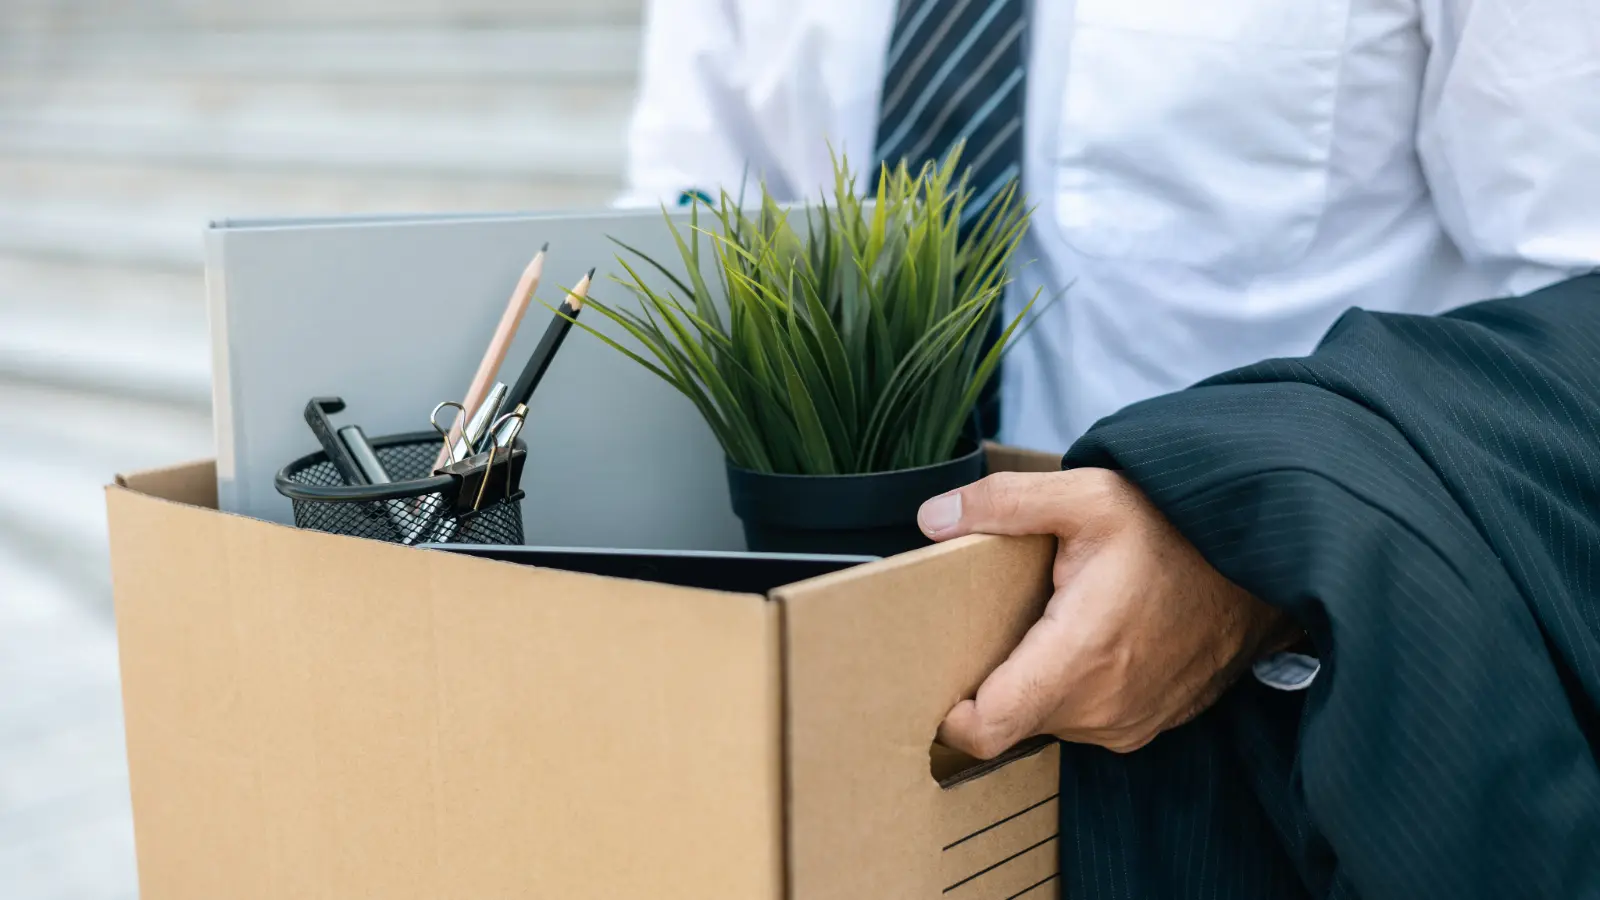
top-left (451, 382), bottom-right (508, 464)
top-left (339, 424), bottom-right (415, 542)
top-left (337, 425), bottom-right (391, 485)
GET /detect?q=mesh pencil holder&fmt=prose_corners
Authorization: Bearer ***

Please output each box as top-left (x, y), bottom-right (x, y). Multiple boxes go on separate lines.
top-left (274, 431), bottom-right (526, 546)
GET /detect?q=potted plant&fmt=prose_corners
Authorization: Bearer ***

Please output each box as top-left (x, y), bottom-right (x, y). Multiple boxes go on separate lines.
top-left (571, 150), bottom-right (1037, 556)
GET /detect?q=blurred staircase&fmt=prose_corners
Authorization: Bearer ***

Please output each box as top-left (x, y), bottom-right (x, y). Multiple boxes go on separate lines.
top-left (0, 1), bottom-right (642, 596)
top-left (0, 3), bottom-right (643, 897)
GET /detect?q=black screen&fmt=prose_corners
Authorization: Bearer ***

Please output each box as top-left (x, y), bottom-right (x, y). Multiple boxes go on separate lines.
top-left (424, 545), bottom-right (878, 595)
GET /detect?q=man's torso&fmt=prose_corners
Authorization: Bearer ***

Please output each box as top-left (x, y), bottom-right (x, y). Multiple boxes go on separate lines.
top-left (712, 0), bottom-right (1501, 448)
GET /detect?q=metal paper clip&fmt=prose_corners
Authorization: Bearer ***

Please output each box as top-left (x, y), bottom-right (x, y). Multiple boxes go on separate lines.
top-left (429, 400), bottom-right (468, 466)
top-left (489, 403), bottom-right (528, 450)
top-left (484, 404), bottom-right (529, 506)
top-left (401, 400), bottom-right (469, 544)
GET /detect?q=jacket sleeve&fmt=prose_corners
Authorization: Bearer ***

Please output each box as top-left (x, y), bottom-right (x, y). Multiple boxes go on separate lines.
top-left (1062, 275), bottom-right (1600, 898)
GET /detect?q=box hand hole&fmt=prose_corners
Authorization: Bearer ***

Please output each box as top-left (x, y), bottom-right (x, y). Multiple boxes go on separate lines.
top-left (930, 736), bottom-right (1056, 790)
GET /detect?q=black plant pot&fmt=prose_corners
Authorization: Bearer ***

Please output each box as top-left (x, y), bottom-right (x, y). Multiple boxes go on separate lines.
top-left (725, 442), bottom-right (988, 557)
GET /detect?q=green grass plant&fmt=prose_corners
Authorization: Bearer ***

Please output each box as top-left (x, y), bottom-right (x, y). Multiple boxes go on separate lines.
top-left (567, 148), bottom-right (1038, 475)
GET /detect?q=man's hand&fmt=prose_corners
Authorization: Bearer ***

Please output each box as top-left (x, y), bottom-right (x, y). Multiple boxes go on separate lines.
top-left (918, 469), bottom-right (1294, 758)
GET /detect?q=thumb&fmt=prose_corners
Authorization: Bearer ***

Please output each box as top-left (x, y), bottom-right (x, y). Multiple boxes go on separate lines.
top-left (938, 606), bottom-right (1078, 759)
top-left (918, 470), bottom-right (1102, 541)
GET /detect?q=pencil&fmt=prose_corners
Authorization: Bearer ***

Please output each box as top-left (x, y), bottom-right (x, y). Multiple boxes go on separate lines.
top-left (433, 242), bottom-right (548, 471)
top-left (509, 268), bottom-right (593, 408)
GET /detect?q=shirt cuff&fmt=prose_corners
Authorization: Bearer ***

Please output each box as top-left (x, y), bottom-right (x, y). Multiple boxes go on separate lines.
top-left (1252, 652), bottom-right (1320, 691)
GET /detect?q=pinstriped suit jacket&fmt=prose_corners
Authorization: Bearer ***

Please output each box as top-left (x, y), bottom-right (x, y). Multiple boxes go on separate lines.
top-left (1058, 274), bottom-right (1600, 898)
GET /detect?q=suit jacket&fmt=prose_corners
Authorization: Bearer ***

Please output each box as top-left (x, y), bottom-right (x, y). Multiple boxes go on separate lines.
top-left (1058, 273), bottom-right (1600, 898)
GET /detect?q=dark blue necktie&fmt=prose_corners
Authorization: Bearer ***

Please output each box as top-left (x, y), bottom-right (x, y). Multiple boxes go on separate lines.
top-left (875, 0), bottom-right (1028, 223)
top-left (874, 0), bottom-right (1029, 438)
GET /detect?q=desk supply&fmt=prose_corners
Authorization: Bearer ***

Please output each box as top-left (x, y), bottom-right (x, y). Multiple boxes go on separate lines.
top-left (335, 422), bottom-right (419, 539)
top-left (433, 243), bottom-right (548, 471)
top-left (409, 269), bottom-right (584, 538)
top-left (207, 207), bottom-right (742, 551)
top-left (439, 445), bottom-right (527, 517)
top-left (451, 381), bottom-right (508, 467)
top-left (303, 397), bottom-right (368, 486)
top-left (490, 403), bottom-right (529, 449)
top-left (509, 268), bottom-right (592, 408)
top-left (337, 424), bottom-right (391, 485)
top-left (275, 431), bottom-right (527, 546)
top-left (416, 383), bottom-right (510, 538)
top-left (410, 438), bottom-right (527, 545)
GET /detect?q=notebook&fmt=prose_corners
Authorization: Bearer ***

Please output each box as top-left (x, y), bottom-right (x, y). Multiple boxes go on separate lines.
top-left (204, 206), bottom-right (746, 550)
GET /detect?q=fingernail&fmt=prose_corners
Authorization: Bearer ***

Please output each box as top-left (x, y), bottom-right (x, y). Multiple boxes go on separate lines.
top-left (918, 491), bottom-right (962, 535)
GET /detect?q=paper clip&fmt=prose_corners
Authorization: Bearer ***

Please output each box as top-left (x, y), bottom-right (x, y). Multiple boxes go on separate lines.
top-left (482, 404), bottom-right (529, 508)
top-left (429, 400), bottom-right (468, 468)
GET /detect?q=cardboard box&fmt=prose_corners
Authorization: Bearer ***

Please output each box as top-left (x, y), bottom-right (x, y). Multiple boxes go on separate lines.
top-left (107, 446), bottom-right (1065, 900)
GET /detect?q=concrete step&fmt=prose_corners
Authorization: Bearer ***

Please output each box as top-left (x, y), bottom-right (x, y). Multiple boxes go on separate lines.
top-left (0, 255), bottom-right (210, 402)
top-left (3, 0), bottom-right (644, 30)
top-left (0, 27), bottom-right (640, 82)
top-left (0, 537), bottom-right (137, 900)
top-left (0, 70), bottom-right (635, 179)
top-left (0, 365), bottom-right (215, 470)
top-left (0, 255), bottom-right (207, 600)
top-left (0, 157), bottom-right (621, 268)
top-left (0, 378), bottom-right (214, 600)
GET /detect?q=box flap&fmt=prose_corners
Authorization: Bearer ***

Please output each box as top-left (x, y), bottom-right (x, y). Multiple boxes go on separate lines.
top-left (115, 460), bottom-right (220, 510)
top-left (982, 443), bottom-right (1063, 474)
top-left (106, 489), bottom-right (784, 900)
top-left (775, 533), bottom-right (1058, 899)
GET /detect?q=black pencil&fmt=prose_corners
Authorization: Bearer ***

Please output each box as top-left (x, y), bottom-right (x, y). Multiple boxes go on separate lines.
top-left (509, 268), bottom-right (592, 408)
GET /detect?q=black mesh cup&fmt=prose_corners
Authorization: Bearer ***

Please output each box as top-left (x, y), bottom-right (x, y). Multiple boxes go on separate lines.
top-left (275, 431), bottom-right (525, 545)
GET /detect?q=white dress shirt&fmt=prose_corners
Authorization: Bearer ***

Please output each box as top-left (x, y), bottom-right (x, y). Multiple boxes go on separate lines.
top-left (621, 0), bottom-right (1599, 692)
top-left (621, 0), bottom-right (1600, 453)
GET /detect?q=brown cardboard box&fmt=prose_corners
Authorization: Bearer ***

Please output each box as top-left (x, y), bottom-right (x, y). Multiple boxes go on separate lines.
top-left (106, 446), bottom-right (1065, 900)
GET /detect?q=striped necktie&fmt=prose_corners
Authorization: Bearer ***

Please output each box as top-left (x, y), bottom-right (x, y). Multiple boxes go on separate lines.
top-left (874, 0), bottom-right (1029, 438)
top-left (874, 0), bottom-right (1029, 224)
